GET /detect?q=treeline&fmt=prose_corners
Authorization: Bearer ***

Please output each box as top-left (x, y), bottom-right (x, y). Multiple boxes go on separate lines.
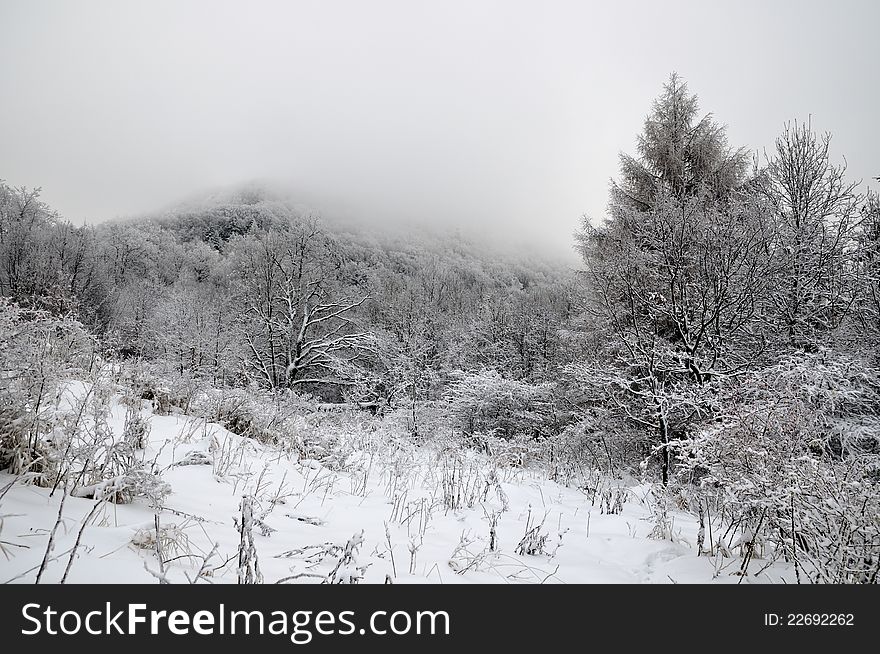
top-left (0, 180), bottom-right (582, 418)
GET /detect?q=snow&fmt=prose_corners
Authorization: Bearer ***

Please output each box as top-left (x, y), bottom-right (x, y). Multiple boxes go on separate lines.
top-left (0, 386), bottom-right (795, 585)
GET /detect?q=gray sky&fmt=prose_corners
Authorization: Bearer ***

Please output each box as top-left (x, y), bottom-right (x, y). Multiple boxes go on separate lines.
top-left (1, 0), bottom-right (878, 262)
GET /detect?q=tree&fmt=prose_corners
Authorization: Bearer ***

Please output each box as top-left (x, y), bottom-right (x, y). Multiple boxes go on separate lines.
top-left (0, 183), bottom-right (109, 325)
top-left (760, 121), bottom-right (861, 350)
top-left (849, 182), bottom-right (880, 352)
top-left (575, 75), bottom-right (768, 484)
top-left (576, 190), bottom-right (774, 483)
top-left (230, 219), bottom-right (373, 391)
top-left (609, 73), bottom-right (750, 219)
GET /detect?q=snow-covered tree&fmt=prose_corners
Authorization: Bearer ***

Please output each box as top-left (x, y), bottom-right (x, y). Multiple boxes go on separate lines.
top-left (760, 121), bottom-right (861, 349)
top-left (854, 188), bottom-right (880, 346)
top-left (607, 73), bottom-right (750, 217)
top-left (577, 188), bottom-right (773, 481)
top-left (229, 219), bottom-right (373, 391)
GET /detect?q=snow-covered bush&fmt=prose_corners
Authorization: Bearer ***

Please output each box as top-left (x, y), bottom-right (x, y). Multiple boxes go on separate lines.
top-left (383, 400), bottom-right (450, 444)
top-left (444, 368), bottom-right (558, 439)
top-left (131, 521), bottom-right (191, 556)
top-left (542, 415), bottom-right (641, 483)
top-left (678, 350), bottom-right (880, 582)
top-left (122, 406), bottom-right (151, 450)
top-left (515, 507), bottom-right (551, 556)
top-left (192, 387), bottom-right (314, 447)
top-left (194, 386), bottom-right (391, 472)
top-left (0, 299), bottom-right (95, 481)
top-left (72, 470), bottom-right (171, 508)
top-left (124, 363), bottom-right (208, 417)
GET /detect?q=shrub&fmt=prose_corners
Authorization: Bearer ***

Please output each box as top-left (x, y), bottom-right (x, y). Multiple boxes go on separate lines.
top-left (444, 368), bottom-right (558, 439)
top-left (678, 350), bottom-right (880, 582)
top-left (0, 299), bottom-right (94, 480)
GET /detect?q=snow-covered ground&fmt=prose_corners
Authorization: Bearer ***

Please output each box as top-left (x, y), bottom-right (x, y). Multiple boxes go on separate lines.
top-left (0, 384), bottom-right (794, 584)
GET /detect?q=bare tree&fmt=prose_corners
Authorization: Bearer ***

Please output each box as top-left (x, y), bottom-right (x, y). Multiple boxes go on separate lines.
top-left (761, 120), bottom-right (861, 349)
top-left (855, 188), bottom-right (880, 346)
top-left (231, 219), bottom-right (373, 391)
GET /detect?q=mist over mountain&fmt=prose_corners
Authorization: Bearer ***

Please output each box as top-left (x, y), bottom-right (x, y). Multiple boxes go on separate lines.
top-left (129, 180), bottom-right (584, 268)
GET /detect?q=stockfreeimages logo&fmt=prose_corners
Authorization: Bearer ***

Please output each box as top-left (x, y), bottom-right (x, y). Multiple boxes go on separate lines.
top-left (21, 603), bottom-right (450, 645)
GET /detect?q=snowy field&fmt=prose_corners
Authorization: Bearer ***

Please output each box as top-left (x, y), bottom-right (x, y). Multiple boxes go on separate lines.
top-left (0, 383), bottom-right (794, 585)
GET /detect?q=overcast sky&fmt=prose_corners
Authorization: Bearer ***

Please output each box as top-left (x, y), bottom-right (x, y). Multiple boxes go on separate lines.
top-left (1, 0), bottom-right (878, 262)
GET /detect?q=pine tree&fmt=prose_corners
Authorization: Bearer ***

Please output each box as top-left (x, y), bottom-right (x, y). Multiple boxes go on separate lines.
top-left (574, 74), bottom-right (767, 485)
top-left (610, 73), bottom-right (750, 216)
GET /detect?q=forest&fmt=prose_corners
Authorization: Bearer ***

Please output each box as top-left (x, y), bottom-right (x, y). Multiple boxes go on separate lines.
top-left (1, 74), bottom-right (878, 584)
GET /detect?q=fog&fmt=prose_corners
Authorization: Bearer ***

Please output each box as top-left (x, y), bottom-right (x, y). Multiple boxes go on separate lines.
top-left (1, 0), bottom-right (878, 262)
